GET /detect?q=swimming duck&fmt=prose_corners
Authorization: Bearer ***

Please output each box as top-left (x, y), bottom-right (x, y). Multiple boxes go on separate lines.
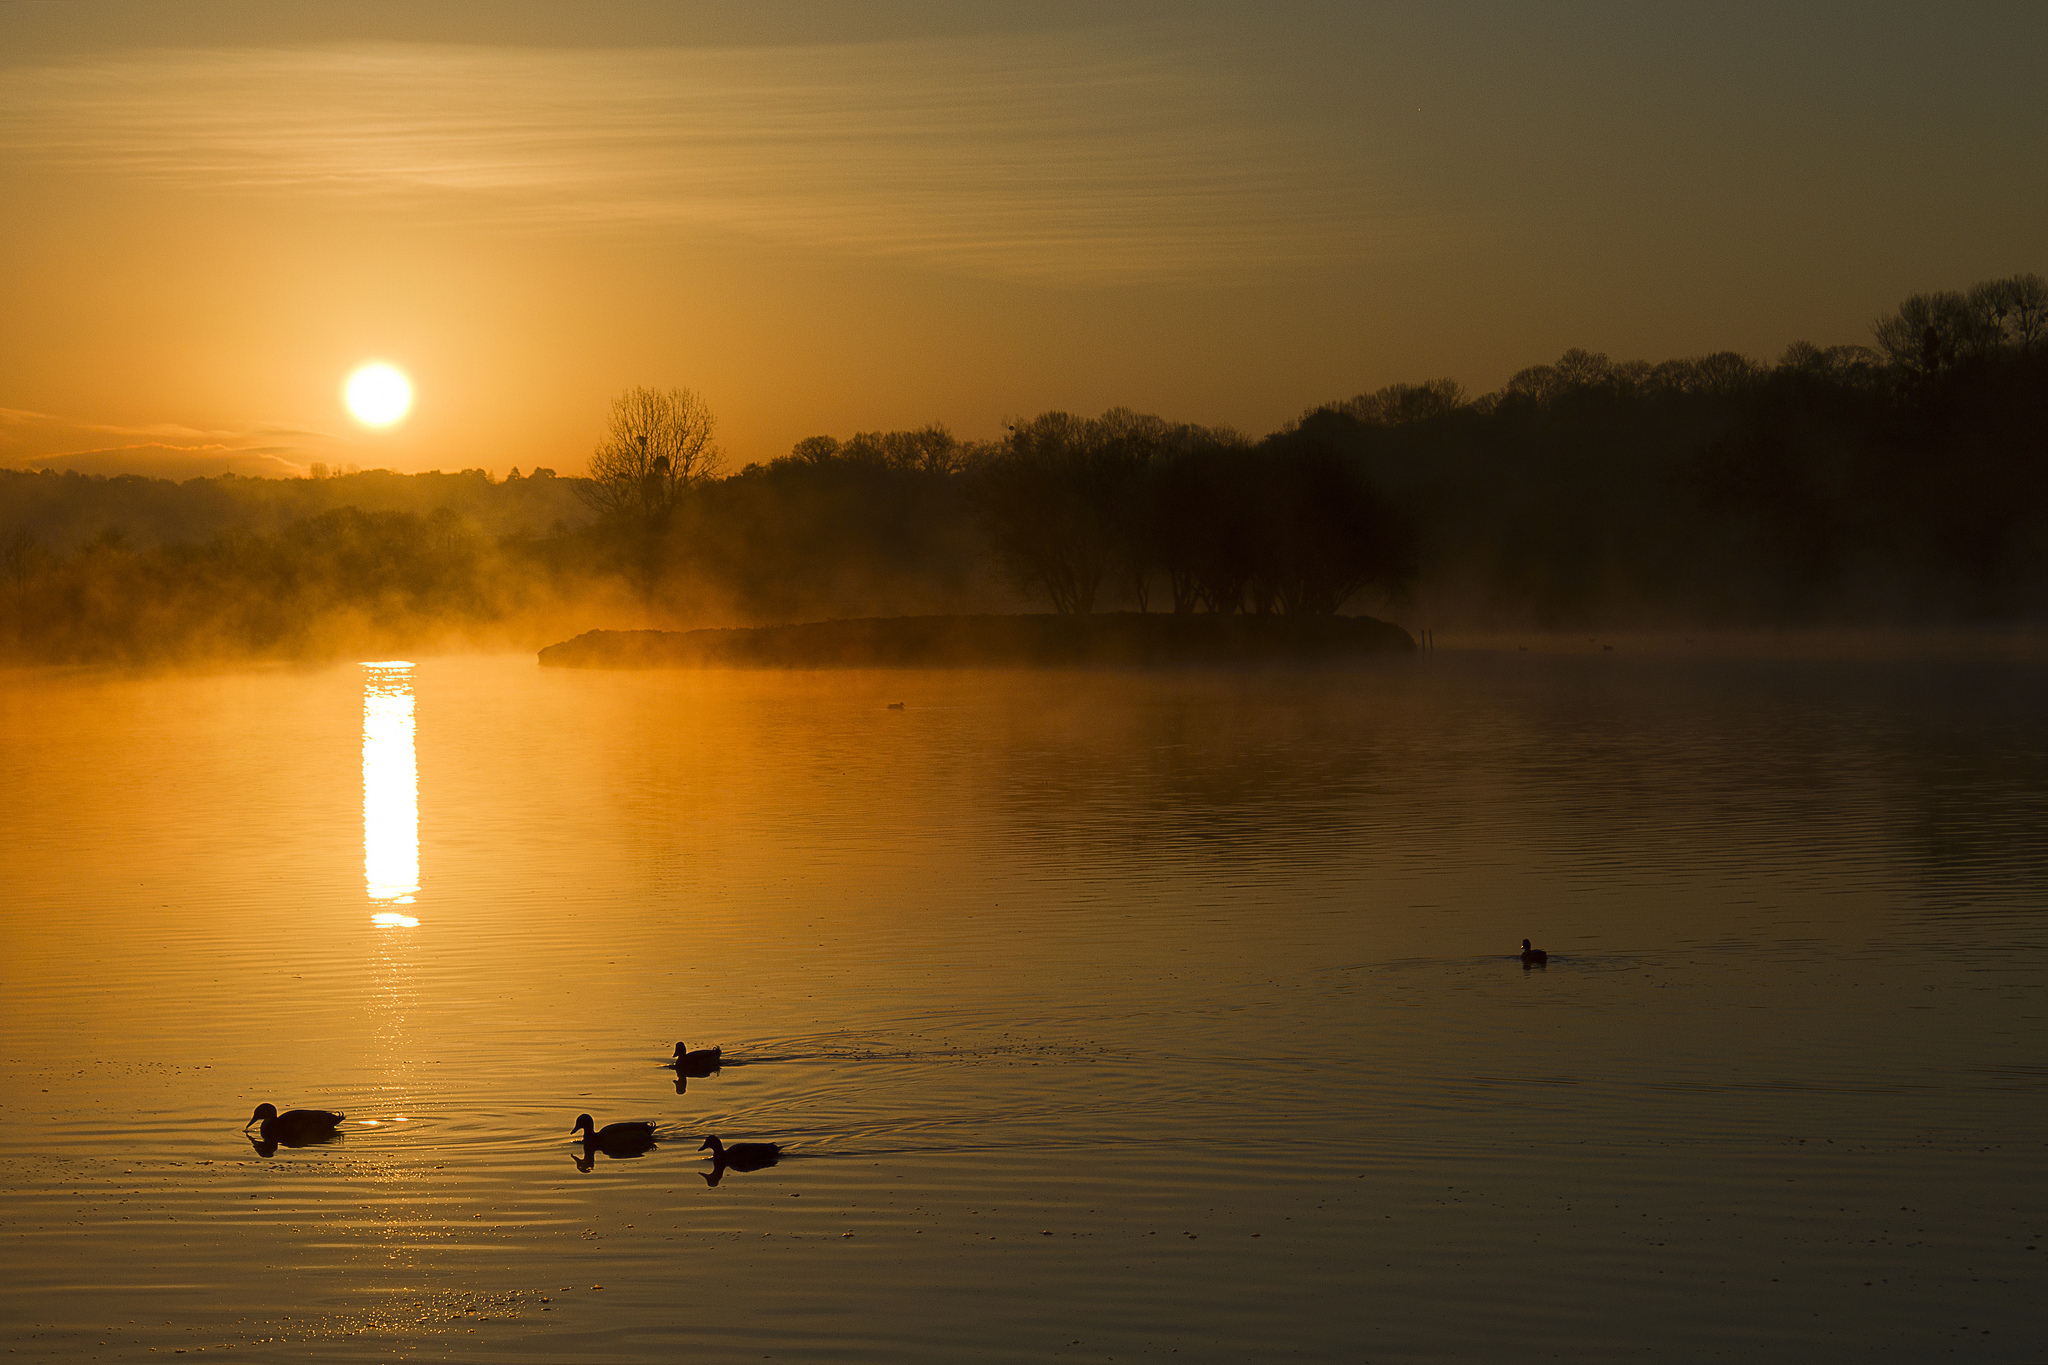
top-left (672, 1041), bottom-right (722, 1073)
top-left (243, 1103), bottom-right (345, 1142)
top-left (572, 1114), bottom-right (658, 1153)
top-left (1519, 938), bottom-right (1549, 964)
top-left (699, 1134), bottom-right (781, 1171)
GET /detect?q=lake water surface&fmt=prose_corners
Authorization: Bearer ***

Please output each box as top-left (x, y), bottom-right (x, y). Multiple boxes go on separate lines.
top-left (2, 651), bottom-right (2043, 1362)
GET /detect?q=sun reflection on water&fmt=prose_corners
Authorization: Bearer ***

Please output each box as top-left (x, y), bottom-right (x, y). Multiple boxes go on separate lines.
top-left (364, 661), bottom-right (423, 1189)
top-left (362, 662), bottom-right (419, 912)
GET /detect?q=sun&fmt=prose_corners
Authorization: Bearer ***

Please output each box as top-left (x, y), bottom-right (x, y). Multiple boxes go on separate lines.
top-left (344, 363), bottom-right (413, 427)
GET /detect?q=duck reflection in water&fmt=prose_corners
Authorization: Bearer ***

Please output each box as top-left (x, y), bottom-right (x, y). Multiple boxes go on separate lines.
top-left (572, 1141), bottom-right (658, 1171)
top-left (247, 1131), bottom-right (345, 1158)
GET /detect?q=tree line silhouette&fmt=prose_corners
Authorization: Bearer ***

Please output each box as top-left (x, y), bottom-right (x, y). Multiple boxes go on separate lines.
top-left (3, 273), bottom-right (2043, 661)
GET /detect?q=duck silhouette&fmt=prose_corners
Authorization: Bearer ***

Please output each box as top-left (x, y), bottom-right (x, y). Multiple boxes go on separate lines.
top-left (699, 1134), bottom-right (780, 1173)
top-left (571, 1114), bottom-right (657, 1157)
top-left (244, 1104), bottom-right (345, 1144)
top-left (672, 1041), bottom-right (722, 1075)
top-left (1519, 938), bottom-right (1549, 965)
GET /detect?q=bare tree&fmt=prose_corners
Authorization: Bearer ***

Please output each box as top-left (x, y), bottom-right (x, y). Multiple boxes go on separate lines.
top-left (577, 386), bottom-right (721, 522)
top-left (3, 528), bottom-right (53, 602)
top-left (830, 425), bottom-right (967, 474)
top-left (1970, 273), bottom-right (2048, 353)
top-left (2008, 273), bottom-right (2048, 351)
top-left (971, 412), bottom-right (1156, 614)
top-left (1321, 377), bottom-right (1467, 426)
top-left (1873, 277), bottom-right (2048, 372)
top-left (1872, 290), bottom-right (1982, 372)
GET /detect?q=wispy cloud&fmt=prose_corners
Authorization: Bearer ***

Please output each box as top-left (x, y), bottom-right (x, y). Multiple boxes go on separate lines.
top-left (8, 444), bottom-right (311, 481)
top-left (1, 406), bottom-right (325, 478)
top-left (0, 36), bottom-right (1413, 281)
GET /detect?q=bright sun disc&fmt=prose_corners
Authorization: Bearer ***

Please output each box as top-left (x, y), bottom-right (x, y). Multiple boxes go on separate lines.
top-left (345, 363), bottom-right (413, 426)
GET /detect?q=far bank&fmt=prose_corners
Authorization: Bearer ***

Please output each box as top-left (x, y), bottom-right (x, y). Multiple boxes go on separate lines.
top-left (539, 613), bottom-right (1415, 669)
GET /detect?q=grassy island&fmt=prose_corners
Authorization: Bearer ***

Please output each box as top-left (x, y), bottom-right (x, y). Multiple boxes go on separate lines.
top-left (538, 614), bottom-right (1415, 669)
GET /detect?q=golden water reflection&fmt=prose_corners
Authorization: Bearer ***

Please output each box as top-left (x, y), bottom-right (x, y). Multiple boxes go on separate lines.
top-left (364, 660), bottom-right (423, 1226)
top-left (362, 662), bottom-right (419, 911)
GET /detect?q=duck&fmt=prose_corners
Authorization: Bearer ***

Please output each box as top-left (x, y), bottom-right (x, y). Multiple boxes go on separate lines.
top-left (243, 1103), bottom-right (345, 1143)
top-left (699, 1134), bottom-right (781, 1171)
top-left (571, 1114), bottom-right (658, 1153)
top-left (887, 702), bottom-right (905, 710)
top-left (1519, 938), bottom-right (1549, 964)
top-left (672, 1041), bottom-right (722, 1073)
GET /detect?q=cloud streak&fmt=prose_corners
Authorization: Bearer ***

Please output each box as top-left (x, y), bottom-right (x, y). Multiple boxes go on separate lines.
top-left (1, 406), bottom-right (325, 478)
top-left (0, 36), bottom-right (1414, 281)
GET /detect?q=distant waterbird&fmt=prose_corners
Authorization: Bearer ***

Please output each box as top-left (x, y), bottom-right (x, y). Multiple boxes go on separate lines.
top-left (699, 1134), bottom-right (781, 1171)
top-left (243, 1103), bottom-right (346, 1143)
top-left (887, 702), bottom-right (905, 710)
top-left (1519, 938), bottom-right (1549, 964)
top-left (572, 1114), bottom-right (658, 1154)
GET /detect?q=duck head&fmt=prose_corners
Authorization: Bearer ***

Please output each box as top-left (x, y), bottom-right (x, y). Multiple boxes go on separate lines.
top-left (1521, 939), bottom-right (1533, 951)
top-left (245, 1103), bottom-right (279, 1129)
top-left (571, 1113), bottom-right (596, 1138)
top-left (672, 1042), bottom-right (689, 1059)
top-left (698, 1135), bottom-right (725, 1158)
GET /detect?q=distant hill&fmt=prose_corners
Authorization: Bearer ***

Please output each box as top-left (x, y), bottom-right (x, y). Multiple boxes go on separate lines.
top-left (0, 466), bottom-right (592, 553)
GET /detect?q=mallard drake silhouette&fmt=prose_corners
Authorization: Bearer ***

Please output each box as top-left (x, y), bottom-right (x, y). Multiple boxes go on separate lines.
top-left (244, 1104), bottom-right (345, 1142)
top-left (1519, 938), bottom-right (1549, 964)
top-left (699, 1134), bottom-right (780, 1171)
top-left (672, 1041), bottom-right (721, 1073)
top-left (572, 1114), bottom-right (657, 1153)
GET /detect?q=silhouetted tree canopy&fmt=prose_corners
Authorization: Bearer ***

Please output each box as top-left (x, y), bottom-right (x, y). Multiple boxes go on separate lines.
top-left (1872, 273), bottom-right (2047, 373)
top-left (5, 271), bottom-right (2046, 660)
top-left (971, 411), bottom-right (1145, 614)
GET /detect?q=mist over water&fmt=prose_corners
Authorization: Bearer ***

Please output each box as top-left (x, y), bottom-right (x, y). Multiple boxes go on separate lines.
top-left (1, 653), bottom-right (2042, 1361)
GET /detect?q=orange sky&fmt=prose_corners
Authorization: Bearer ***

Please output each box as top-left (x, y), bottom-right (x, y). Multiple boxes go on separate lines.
top-left (2, 2), bottom-right (2043, 480)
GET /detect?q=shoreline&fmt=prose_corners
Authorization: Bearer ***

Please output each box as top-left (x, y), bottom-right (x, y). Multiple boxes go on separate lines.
top-left (538, 613), bottom-right (1416, 669)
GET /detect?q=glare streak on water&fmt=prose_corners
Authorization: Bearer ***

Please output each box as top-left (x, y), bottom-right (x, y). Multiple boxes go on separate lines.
top-left (1, 653), bottom-right (2044, 1362)
top-left (362, 661), bottom-right (420, 907)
